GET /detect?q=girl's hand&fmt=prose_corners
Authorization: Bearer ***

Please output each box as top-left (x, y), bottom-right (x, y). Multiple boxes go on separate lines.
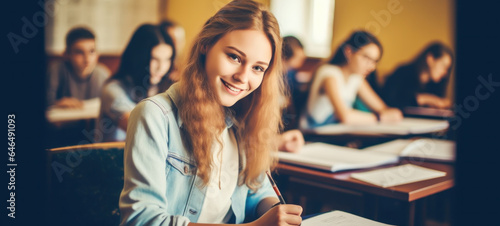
top-left (379, 108), bottom-right (403, 123)
top-left (54, 97), bottom-right (84, 109)
top-left (249, 204), bottom-right (303, 226)
top-left (278, 130), bottom-right (305, 153)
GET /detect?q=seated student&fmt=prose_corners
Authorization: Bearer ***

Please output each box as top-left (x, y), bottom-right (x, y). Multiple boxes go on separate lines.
top-left (302, 30), bottom-right (403, 128)
top-left (96, 24), bottom-right (175, 142)
top-left (46, 27), bottom-right (110, 108)
top-left (279, 36), bottom-right (306, 153)
top-left (159, 19), bottom-right (186, 82)
top-left (119, 1), bottom-right (303, 225)
top-left (382, 42), bottom-right (454, 109)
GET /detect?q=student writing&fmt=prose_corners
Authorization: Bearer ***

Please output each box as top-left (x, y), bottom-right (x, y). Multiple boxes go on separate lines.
top-left (119, 1), bottom-right (302, 225)
top-left (302, 30), bottom-right (402, 128)
top-left (382, 42), bottom-right (454, 109)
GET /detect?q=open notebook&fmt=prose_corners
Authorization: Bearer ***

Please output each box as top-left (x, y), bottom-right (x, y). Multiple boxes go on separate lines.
top-left (310, 117), bottom-right (449, 135)
top-left (46, 98), bottom-right (101, 123)
top-left (362, 138), bottom-right (456, 162)
top-left (278, 138), bottom-right (454, 173)
top-left (302, 210), bottom-right (395, 226)
top-left (278, 142), bottom-right (399, 172)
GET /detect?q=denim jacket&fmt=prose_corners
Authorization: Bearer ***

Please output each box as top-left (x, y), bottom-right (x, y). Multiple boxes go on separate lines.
top-left (119, 83), bottom-right (276, 225)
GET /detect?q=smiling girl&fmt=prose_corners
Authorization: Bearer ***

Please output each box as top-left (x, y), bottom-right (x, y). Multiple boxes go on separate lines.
top-left (302, 30), bottom-right (403, 128)
top-left (119, 1), bottom-right (302, 225)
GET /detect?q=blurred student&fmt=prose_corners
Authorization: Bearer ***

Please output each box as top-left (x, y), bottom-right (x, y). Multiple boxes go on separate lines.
top-left (382, 42), bottom-right (454, 109)
top-left (96, 24), bottom-right (175, 142)
top-left (46, 27), bottom-right (109, 108)
top-left (160, 20), bottom-right (186, 82)
top-left (302, 30), bottom-right (402, 128)
top-left (119, 1), bottom-right (303, 225)
top-left (279, 36), bottom-right (306, 153)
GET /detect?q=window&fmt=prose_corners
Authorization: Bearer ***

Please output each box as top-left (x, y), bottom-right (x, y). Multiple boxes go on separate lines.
top-left (271, 0), bottom-right (335, 58)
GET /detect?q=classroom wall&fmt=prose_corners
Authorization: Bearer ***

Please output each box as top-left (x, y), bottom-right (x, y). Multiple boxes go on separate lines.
top-left (331, 0), bottom-right (455, 98)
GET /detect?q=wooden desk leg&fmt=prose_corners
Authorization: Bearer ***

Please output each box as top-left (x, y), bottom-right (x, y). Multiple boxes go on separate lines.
top-left (407, 201), bottom-right (415, 226)
top-left (362, 194), bottom-right (379, 220)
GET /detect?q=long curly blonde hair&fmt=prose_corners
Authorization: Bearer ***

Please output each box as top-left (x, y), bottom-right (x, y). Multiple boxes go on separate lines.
top-left (177, 0), bottom-right (284, 191)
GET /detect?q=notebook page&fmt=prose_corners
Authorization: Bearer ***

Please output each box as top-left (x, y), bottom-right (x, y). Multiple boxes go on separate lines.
top-left (302, 210), bottom-right (395, 226)
top-left (350, 164), bottom-right (446, 188)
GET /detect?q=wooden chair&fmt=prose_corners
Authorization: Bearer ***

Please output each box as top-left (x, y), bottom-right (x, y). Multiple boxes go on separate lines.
top-left (46, 142), bottom-right (125, 226)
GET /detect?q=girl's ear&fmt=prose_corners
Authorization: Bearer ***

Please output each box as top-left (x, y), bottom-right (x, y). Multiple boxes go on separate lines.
top-left (426, 53), bottom-right (435, 67)
top-left (343, 45), bottom-right (353, 59)
top-left (200, 44), bottom-right (209, 55)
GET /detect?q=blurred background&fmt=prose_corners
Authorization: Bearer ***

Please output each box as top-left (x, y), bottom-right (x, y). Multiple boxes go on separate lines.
top-left (45, 0), bottom-right (455, 98)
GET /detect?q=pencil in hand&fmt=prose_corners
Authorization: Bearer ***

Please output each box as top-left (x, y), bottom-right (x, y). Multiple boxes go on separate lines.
top-left (266, 171), bottom-right (286, 205)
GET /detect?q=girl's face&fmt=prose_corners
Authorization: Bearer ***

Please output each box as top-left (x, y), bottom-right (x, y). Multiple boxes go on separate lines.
top-left (346, 43), bottom-right (380, 76)
top-left (149, 43), bottom-right (173, 85)
top-left (428, 53), bottom-right (452, 83)
top-left (205, 29), bottom-right (272, 107)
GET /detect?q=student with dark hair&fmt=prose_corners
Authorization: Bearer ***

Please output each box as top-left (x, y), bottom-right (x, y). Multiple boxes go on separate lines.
top-left (119, 1), bottom-right (303, 225)
top-left (302, 30), bottom-right (402, 128)
top-left (382, 42), bottom-right (454, 109)
top-left (96, 24), bottom-right (176, 142)
top-left (46, 26), bottom-right (110, 108)
top-left (278, 36), bottom-right (306, 153)
top-left (159, 19), bottom-right (186, 82)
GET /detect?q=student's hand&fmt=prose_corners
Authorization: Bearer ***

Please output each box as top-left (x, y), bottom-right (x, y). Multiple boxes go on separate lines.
top-left (278, 130), bottom-right (305, 153)
top-left (54, 97), bottom-right (84, 109)
top-left (379, 108), bottom-right (403, 123)
top-left (417, 93), bottom-right (451, 109)
top-left (249, 204), bottom-right (303, 226)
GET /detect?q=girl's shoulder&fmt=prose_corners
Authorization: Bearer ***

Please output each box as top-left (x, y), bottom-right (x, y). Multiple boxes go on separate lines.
top-left (316, 64), bottom-right (343, 79)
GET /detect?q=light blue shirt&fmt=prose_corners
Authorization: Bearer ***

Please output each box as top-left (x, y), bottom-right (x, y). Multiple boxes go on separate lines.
top-left (119, 83), bottom-right (276, 225)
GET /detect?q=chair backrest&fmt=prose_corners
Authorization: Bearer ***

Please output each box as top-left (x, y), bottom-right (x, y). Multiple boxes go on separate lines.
top-left (46, 142), bottom-right (125, 226)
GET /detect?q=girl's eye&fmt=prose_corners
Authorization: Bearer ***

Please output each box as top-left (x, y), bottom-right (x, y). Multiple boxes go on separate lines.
top-left (228, 53), bottom-right (241, 63)
top-left (253, 66), bottom-right (265, 72)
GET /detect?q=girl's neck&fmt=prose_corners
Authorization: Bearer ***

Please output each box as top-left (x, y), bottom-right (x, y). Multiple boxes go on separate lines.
top-left (339, 64), bottom-right (353, 81)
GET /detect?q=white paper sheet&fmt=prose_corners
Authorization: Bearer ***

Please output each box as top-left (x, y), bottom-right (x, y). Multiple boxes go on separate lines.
top-left (350, 164), bottom-right (446, 188)
top-left (302, 210), bottom-right (395, 226)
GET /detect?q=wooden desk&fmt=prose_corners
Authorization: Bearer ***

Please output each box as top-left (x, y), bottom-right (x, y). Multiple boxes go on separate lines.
top-left (276, 160), bottom-right (454, 226)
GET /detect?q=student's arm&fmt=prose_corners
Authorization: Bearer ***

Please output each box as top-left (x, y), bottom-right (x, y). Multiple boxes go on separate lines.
top-left (416, 93), bottom-right (451, 109)
top-left (323, 77), bottom-right (377, 125)
top-left (100, 81), bottom-right (136, 132)
top-left (358, 80), bottom-right (403, 123)
top-left (187, 179), bottom-right (302, 226)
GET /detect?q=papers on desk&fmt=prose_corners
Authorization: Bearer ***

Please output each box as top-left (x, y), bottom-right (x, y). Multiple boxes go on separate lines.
top-left (363, 138), bottom-right (456, 162)
top-left (278, 143), bottom-right (399, 172)
top-left (302, 210), bottom-right (395, 226)
top-left (311, 117), bottom-right (449, 135)
top-left (46, 98), bottom-right (101, 123)
top-left (351, 164), bottom-right (446, 188)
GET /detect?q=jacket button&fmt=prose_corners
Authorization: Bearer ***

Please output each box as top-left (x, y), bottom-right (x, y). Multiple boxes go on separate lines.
top-left (184, 165), bottom-right (189, 174)
top-left (189, 208), bottom-right (197, 215)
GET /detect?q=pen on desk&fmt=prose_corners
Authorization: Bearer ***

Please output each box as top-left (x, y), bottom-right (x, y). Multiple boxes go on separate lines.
top-left (266, 171), bottom-right (286, 205)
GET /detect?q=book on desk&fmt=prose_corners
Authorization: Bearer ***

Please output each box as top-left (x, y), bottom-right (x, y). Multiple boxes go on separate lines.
top-left (306, 117), bottom-right (449, 135)
top-left (278, 138), bottom-right (455, 172)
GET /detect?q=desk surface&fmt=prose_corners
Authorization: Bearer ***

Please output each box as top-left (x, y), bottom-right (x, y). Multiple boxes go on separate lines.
top-left (277, 160), bottom-right (454, 202)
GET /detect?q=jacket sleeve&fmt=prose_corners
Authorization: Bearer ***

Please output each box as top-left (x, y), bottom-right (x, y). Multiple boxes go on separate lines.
top-left (119, 100), bottom-right (190, 226)
top-left (244, 174), bottom-right (278, 222)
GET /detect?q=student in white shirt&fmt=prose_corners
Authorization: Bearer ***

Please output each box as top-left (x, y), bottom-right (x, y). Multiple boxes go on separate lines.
top-left (302, 30), bottom-right (403, 128)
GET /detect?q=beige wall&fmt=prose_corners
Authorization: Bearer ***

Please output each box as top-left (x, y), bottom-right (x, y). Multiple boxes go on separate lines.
top-left (332, 0), bottom-right (455, 97)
